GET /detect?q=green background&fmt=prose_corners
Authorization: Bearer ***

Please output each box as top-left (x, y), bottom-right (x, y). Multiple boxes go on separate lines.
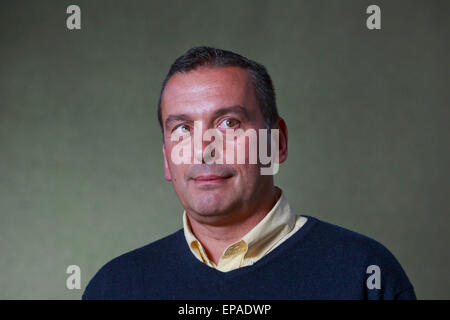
top-left (1, 0), bottom-right (449, 299)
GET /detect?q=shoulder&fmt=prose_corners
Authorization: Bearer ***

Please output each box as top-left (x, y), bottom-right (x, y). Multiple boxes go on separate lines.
top-left (305, 216), bottom-right (401, 261)
top-left (82, 229), bottom-right (183, 300)
top-left (301, 216), bottom-right (415, 299)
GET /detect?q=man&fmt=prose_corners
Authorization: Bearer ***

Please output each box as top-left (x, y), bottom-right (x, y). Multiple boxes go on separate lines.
top-left (83, 46), bottom-right (416, 299)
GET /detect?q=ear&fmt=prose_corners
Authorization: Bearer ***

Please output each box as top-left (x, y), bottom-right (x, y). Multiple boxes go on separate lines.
top-left (162, 145), bottom-right (172, 181)
top-left (275, 117), bottom-right (288, 164)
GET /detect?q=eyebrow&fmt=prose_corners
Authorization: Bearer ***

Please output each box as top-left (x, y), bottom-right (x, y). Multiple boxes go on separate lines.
top-left (165, 114), bottom-right (192, 130)
top-left (212, 105), bottom-right (250, 120)
top-left (164, 105), bottom-right (251, 131)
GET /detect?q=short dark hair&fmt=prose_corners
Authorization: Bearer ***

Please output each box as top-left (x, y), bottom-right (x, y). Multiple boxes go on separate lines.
top-left (157, 46), bottom-right (279, 134)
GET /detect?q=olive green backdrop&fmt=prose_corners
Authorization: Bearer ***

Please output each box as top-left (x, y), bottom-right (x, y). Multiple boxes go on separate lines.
top-left (1, 0), bottom-right (449, 299)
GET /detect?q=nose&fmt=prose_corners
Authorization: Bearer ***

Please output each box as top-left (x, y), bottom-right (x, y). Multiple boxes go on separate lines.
top-left (192, 121), bottom-right (223, 164)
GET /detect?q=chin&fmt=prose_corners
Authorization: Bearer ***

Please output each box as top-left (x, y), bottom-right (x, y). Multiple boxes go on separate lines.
top-left (192, 200), bottom-right (226, 216)
top-left (179, 186), bottom-right (241, 217)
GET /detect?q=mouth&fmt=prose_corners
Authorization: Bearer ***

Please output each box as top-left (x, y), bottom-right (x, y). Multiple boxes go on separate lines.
top-left (192, 174), bottom-right (232, 185)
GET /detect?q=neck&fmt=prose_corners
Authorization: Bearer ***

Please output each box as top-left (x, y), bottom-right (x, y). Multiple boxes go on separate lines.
top-left (186, 186), bottom-right (281, 265)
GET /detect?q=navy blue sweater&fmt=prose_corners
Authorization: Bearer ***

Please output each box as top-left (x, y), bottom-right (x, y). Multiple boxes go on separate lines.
top-left (83, 216), bottom-right (416, 299)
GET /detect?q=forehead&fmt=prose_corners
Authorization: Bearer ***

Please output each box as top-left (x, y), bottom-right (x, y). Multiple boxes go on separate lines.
top-left (161, 66), bottom-right (259, 120)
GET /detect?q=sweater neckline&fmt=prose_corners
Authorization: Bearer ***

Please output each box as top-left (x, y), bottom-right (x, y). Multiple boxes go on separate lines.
top-left (175, 215), bottom-right (319, 280)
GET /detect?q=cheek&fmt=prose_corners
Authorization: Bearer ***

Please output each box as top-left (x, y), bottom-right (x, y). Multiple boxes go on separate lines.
top-left (165, 146), bottom-right (186, 181)
top-left (223, 134), bottom-right (259, 164)
top-left (229, 165), bottom-right (262, 197)
top-left (169, 163), bottom-right (187, 181)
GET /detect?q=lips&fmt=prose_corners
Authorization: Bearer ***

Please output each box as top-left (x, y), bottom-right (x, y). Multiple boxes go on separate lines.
top-left (191, 174), bottom-right (233, 186)
top-left (187, 165), bottom-right (235, 186)
top-left (193, 174), bottom-right (230, 181)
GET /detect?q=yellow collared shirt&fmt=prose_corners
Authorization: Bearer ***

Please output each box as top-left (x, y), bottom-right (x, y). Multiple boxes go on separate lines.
top-left (183, 188), bottom-right (308, 272)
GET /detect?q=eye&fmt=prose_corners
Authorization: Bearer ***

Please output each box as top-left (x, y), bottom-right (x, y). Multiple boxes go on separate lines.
top-left (173, 123), bottom-right (190, 134)
top-left (218, 118), bottom-right (240, 129)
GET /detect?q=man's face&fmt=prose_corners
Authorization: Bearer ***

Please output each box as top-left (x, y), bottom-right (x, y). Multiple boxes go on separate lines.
top-left (160, 66), bottom-right (278, 225)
